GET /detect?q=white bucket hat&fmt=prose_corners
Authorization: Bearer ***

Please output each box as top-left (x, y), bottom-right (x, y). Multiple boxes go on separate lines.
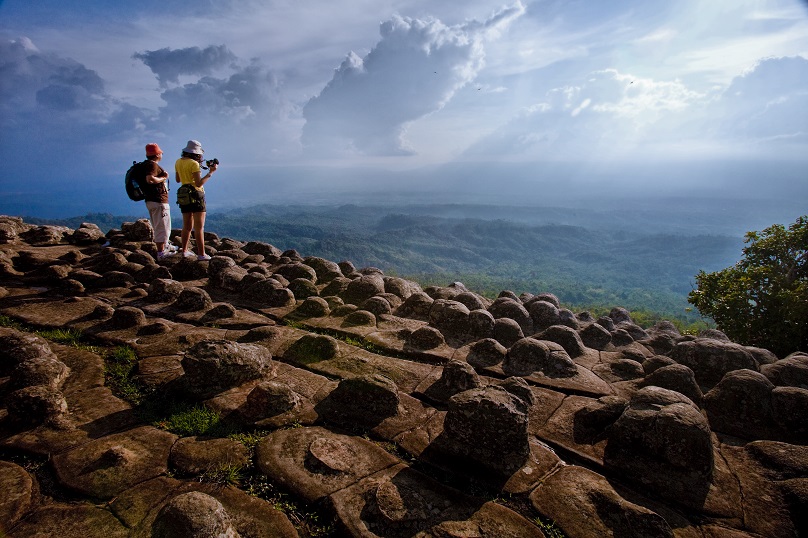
top-left (182, 140), bottom-right (204, 155)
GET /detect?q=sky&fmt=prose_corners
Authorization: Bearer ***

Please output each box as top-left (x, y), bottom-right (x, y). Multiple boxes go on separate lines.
top-left (0, 0), bottom-right (807, 218)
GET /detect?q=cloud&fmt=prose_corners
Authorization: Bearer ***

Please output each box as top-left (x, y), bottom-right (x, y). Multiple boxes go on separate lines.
top-left (463, 55), bottom-right (808, 162)
top-left (0, 36), bottom-right (105, 112)
top-left (133, 45), bottom-right (238, 87)
top-left (301, 2), bottom-right (525, 156)
top-left (713, 55), bottom-right (808, 144)
top-left (462, 67), bottom-right (706, 160)
top-left (0, 36), bottom-right (144, 143)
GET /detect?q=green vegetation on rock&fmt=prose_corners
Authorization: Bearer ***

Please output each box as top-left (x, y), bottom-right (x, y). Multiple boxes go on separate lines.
top-left (689, 214), bottom-right (808, 357)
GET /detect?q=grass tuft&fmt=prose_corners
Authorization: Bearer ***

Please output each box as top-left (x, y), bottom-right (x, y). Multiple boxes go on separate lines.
top-left (153, 404), bottom-right (222, 437)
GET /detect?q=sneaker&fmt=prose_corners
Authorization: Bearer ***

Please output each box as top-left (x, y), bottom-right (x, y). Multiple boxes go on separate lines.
top-left (197, 254), bottom-right (212, 261)
top-left (157, 251), bottom-right (174, 260)
top-left (166, 244), bottom-right (179, 253)
top-left (181, 250), bottom-right (195, 258)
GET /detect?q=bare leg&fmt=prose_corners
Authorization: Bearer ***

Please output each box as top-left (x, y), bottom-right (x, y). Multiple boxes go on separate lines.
top-left (193, 212), bottom-right (206, 256)
top-left (181, 212), bottom-right (193, 253)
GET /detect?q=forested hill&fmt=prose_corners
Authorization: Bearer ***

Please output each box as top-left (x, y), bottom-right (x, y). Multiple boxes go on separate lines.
top-left (25, 203), bottom-right (744, 326)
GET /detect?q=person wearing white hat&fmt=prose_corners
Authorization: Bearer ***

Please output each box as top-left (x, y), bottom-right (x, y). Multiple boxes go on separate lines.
top-left (175, 139), bottom-right (218, 261)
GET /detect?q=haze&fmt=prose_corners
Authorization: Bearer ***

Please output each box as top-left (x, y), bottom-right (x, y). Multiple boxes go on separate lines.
top-left (0, 0), bottom-right (806, 222)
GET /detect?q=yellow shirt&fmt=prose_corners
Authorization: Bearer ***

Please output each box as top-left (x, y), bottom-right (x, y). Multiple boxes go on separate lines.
top-left (175, 158), bottom-right (204, 192)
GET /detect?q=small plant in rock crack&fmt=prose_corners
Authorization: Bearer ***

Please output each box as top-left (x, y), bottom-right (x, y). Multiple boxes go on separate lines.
top-left (200, 463), bottom-right (244, 487)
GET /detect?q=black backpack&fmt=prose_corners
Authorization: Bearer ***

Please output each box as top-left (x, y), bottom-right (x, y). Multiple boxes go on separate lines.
top-left (125, 160), bottom-right (146, 201)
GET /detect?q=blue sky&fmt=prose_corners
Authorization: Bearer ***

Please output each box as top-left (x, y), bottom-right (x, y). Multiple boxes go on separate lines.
top-left (1, 0), bottom-right (807, 217)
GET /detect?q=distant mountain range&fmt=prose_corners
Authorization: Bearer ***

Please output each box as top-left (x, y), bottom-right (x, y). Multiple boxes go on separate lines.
top-left (21, 202), bottom-right (755, 326)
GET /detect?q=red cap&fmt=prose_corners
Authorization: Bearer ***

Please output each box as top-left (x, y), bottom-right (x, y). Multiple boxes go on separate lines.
top-left (145, 143), bottom-right (163, 156)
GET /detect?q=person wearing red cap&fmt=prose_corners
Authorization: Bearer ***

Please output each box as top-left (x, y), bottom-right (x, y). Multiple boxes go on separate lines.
top-left (143, 143), bottom-right (175, 259)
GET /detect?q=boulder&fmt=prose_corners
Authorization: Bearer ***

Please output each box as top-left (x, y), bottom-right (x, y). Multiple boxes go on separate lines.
top-left (342, 274), bottom-right (385, 305)
top-left (439, 386), bottom-right (530, 476)
top-left (148, 278), bottom-right (184, 303)
top-left (242, 381), bottom-right (301, 421)
top-left (503, 337), bottom-right (577, 378)
top-left (212, 266), bottom-right (249, 293)
top-left (640, 363), bottom-right (703, 405)
top-left (492, 317), bottom-right (524, 348)
top-left (579, 322), bottom-right (612, 350)
top-left (428, 299), bottom-right (470, 338)
top-left (6, 385), bottom-right (70, 428)
top-left (121, 219), bottom-right (153, 242)
top-left (292, 296), bottom-right (330, 318)
top-left (670, 338), bottom-right (759, 391)
top-left (433, 360), bottom-right (482, 399)
top-left (454, 291), bottom-right (488, 311)
top-left (603, 386), bottom-right (713, 509)
top-left (343, 309), bottom-right (377, 327)
top-left (284, 334), bottom-right (339, 365)
top-left (173, 288), bottom-right (214, 312)
top-left (180, 340), bottom-right (274, 398)
top-left (320, 276), bottom-right (351, 298)
top-left (383, 276), bottom-right (420, 300)
top-left (273, 262), bottom-right (317, 283)
top-left (528, 300), bottom-right (560, 332)
top-left (609, 307), bottom-right (633, 324)
top-left (288, 277), bottom-right (319, 300)
top-left (317, 374), bottom-right (400, 430)
top-left (361, 296), bottom-right (392, 317)
top-left (304, 256), bottom-right (344, 283)
top-left (242, 241), bottom-right (283, 260)
top-left (499, 376), bottom-right (536, 407)
top-left (704, 366), bottom-right (777, 440)
top-left (761, 352), bottom-right (808, 388)
top-left (0, 331), bottom-right (56, 375)
top-left (395, 291), bottom-right (434, 320)
top-left (466, 338), bottom-right (507, 370)
top-left (11, 356), bottom-right (70, 390)
top-left (488, 297), bottom-right (533, 335)
top-left (771, 386), bottom-right (808, 443)
top-left (20, 225), bottom-right (68, 245)
top-left (406, 326), bottom-right (445, 350)
top-left (110, 306), bottom-right (146, 328)
top-left (468, 309), bottom-right (495, 338)
top-left (536, 325), bottom-right (587, 358)
top-left (152, 491), bottom-right (239, 538)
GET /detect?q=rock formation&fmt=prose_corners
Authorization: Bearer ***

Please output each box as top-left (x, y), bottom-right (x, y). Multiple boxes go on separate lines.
top-left (0, 214), bottom-right (805, 537)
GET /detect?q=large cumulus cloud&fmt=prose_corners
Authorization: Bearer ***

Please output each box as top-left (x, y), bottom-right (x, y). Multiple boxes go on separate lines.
top-left (0, 37), bottom-right (152, 168)
top-left (301, 1), bottom-right (525, 156)
top-left (462, 55), bottom-right (808, 161)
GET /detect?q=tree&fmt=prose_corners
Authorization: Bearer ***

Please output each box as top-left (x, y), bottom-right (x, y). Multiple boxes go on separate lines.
top-left (688, 215), bottom-right (808, 358)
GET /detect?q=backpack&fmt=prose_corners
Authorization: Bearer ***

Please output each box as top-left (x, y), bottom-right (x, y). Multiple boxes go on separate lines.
top-left (125, 160), bottom-right (146, 201)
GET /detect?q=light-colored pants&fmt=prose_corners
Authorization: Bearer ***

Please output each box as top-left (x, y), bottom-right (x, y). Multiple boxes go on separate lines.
top-left (146, 201), bottom-right (171, 244)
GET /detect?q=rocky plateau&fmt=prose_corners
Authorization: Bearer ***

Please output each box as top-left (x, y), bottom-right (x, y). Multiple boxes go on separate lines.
top-left (0, 215), bottom-right (806, 538)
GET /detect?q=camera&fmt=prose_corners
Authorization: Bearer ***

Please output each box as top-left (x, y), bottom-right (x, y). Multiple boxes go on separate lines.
top-left (202, 158), bottom-right (219, 170)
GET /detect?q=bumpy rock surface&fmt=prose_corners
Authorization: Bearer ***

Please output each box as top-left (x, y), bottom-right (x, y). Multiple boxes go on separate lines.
top-left (0, 215), bottom-right (805, 538)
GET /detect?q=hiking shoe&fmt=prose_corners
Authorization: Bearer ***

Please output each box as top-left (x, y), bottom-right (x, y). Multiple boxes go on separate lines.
top-left (197, 254), bottom-right (212, 261)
